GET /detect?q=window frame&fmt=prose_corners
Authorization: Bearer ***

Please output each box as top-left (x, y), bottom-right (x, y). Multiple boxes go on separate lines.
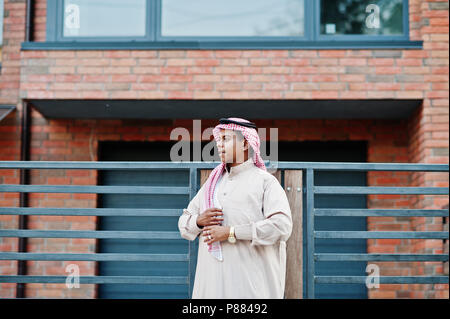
top-left (315, 0), bottom-right (410, 42)
top-left (40, 0), bottom-right (421, 49)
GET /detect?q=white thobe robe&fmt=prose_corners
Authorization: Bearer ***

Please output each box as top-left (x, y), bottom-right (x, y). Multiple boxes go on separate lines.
top-left (178, 158), bottom-right (293, 299)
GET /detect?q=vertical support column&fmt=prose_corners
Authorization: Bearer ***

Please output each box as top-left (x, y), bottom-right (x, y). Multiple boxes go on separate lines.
top-left (306, 168), bottom-right (315, 299)
top-left (284, 170), bottom-right (303, 299)
top-left (17, 101), bottom-right (31, 298)
top-left (187, 167), bottom-right (198, 298)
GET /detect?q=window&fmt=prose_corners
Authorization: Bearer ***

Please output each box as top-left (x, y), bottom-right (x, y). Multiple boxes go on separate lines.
top-left (161, 0), bottom-right (305, 37)
top-left (63, 0), bottom-right (147, 38)
top-left (40, 0), bottom-right (419, 49)
top-left (320, 0), bottom-right (404, 37)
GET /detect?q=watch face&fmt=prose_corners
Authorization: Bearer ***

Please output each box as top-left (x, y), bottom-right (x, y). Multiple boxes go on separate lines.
top-left (228, 237), bottom-right (236, 244)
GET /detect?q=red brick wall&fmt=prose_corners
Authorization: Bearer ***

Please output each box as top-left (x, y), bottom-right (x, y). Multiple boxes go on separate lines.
top-left (1, 0), bottom-right (448, 299)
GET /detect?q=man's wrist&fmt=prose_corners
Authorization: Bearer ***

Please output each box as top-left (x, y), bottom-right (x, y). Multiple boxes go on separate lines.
top-left (193, 215), bottom-right (203, 231)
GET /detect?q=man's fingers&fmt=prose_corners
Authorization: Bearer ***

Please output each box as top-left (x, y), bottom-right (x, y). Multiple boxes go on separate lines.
top-left (207, 211), bottom-right (223, 217)
top-left (207, 208), bottom-right (223, 214)
top-left (204, 238), bottom-right (216, 245)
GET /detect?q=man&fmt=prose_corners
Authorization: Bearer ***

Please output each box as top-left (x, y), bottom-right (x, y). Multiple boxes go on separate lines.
top-left (178, 117), bottom-right (292, 299)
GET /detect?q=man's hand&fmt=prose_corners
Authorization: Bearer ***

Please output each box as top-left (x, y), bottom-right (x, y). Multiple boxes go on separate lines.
top-left (196, 208), bottom-right (223, 228)
top-left (202, 225), bottom-right (230, 245)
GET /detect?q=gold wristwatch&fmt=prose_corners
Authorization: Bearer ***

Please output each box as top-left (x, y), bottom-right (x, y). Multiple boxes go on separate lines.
top-left (228, 226), bottom-right (236, 244)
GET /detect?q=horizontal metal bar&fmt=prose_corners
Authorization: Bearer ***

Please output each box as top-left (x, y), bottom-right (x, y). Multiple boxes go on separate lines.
top-left (314, 253), bottom-right (449, 262)
top-left (315, 276), bottom-right (449, 284)
top-left (315, 231), bottom-right (449, 239)
top-left (0, 161), bottom-right (447, 172)
top-left (0, 161), bottom-right (217, 170)
top-left (0, 207), bottom-right (182, 217)
top-left (0, 230), bottom-right (182, 239)
top-left (0, 253), bottom-right (189, 262)
top-left (314, 186), bottom-right (448, 195)
top-left (0, 185), bottom-right (190, 194)
top-left (314, 208), bottom-right (449, 217)
top-left (0, 275), bottom-right (189, 285)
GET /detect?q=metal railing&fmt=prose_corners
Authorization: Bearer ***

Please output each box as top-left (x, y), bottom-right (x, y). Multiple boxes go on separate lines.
top-left (0, 161), bottom-right (448, 298)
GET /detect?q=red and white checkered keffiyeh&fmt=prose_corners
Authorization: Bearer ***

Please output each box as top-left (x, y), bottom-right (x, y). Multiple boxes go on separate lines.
top-left (203, 118), bottom-right (266, 261)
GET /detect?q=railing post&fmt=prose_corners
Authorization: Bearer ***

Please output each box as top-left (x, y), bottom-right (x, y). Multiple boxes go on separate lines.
top-left (17, 101), bottom-right (31, 298)
top-left (306, 168), bottom-right (315, 299)
top-left (188, 167), bottom-right (198, 298)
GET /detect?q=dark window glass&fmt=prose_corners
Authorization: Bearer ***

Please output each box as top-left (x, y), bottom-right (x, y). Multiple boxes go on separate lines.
top-left (63, 0), bottom-right (147, 37)
top-left (320, 0), bottom-right (403, 36)
top-left (161, 0), bottom-right (305, 37)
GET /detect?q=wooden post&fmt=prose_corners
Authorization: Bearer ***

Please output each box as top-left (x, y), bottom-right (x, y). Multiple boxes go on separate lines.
top-left (200, 169), bottom-right (212, 186)
top-left (283, 170), bottom-right (303, 299)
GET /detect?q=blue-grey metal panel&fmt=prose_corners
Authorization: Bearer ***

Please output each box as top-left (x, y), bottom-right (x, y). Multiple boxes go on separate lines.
top-left (314, 253), bottom-right (448, 262)
top-left (2, 160), bottom-right (447, 171)
top-left (0, 252), bottom-right (189, 262)
top-left (97, 169), bottom-right (190, 299)
top-left (314, 208), bottom-right (449, 217)
top-left (315, 276), bottom-right (448, 284)
top-left (0, 275), bottom-right (188, 284)
top-left (287, 141), bottom-right (369, 299)
top-left (0, 229), bottom-right (182, 239)
top-left (188, 168), bottom-right (199, 298)
top-left (312, 170), bottom-right (368, 299)
top-left (0, 184), bottom-right (190, 194)
top-left (96, 142), bottom-right (193, 299)
top-left (315, 231), bottom-right (448, 239)
top-left (0, 207), bottom-right (183, 216)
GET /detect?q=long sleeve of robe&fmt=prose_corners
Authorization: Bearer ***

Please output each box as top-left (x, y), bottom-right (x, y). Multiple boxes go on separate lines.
top-left (178, 158), bottom-right (293, 299)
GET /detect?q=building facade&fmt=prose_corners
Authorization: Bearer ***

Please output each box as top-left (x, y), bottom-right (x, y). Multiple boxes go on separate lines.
top-left (0, 0), bottom-right (448, 298)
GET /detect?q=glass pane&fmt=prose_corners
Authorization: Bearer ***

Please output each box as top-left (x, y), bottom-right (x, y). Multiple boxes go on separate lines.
top-left (63, 0), bottom-right (146, 37)
top-left (162, 0), bottom-right (305, 37)
top-left (320, 0), bottom-right (403, 36)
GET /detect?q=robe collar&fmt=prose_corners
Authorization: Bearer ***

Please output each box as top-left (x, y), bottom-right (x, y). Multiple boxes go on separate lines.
top-left (225, 157), bottom-right (255, 178)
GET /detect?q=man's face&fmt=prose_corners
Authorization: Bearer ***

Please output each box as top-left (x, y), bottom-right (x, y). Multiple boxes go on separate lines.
top-left (217, 129), bottom-right (248, 164)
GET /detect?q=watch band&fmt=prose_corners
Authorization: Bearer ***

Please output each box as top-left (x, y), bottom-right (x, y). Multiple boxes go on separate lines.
top-left (228, 226), bottom-right (236, 243)
top-left (228, 226), bottom-right (236, 238)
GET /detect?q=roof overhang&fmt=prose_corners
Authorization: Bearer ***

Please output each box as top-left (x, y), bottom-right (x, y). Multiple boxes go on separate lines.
top-left (28, 99), bottom-right (422, 120)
